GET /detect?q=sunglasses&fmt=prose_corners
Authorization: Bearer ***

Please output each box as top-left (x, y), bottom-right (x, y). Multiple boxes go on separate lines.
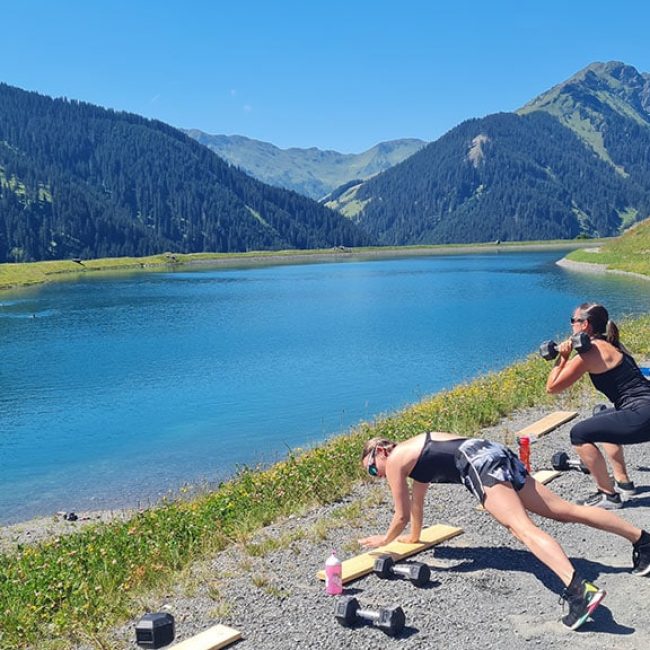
top-left (570, 317), bottom-right (586, 324)
top-left (367, 447), bottom-right (379, 477)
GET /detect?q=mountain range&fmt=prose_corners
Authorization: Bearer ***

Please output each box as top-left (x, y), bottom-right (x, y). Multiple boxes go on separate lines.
top-left (183, 131), bottom-right (426, 199)
top-left (327, 61), bottom-right (650, 244)
top-left (1, 61), bottom-right (649, 262)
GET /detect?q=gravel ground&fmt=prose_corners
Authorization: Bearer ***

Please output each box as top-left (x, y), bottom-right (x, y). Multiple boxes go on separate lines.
top-left (96, 402), bottom-right (650, 650)
top-left (10, 401), bottom-right (650, 649)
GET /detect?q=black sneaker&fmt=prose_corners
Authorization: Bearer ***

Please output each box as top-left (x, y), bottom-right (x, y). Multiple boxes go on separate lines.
top-left (632, 540), bottom-right (650, 577)
top-left (578, 490), bottom-right (623, 509)
top-left (560, 580), bottom-right (606, 630)
top-left (615, 480), bottom-right (637, 496)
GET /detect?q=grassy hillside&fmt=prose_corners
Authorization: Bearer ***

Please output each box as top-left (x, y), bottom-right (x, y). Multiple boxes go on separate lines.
top-left (518, 61), bottom-right (650, 177)
top-left (566, 217), bottom-right (650, 276)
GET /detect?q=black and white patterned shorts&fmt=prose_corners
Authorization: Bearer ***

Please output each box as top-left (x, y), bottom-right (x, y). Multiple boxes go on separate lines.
top-left (454, 439), bottom-right (529, 503)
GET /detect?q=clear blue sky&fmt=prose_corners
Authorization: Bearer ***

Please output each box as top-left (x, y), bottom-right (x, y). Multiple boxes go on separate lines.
top-left (2, 0), bottom-right (649, 153)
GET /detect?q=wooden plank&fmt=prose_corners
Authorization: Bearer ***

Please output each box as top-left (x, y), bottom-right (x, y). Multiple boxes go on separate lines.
top-left (517, 411), bottom-right (577, 440)
top-left (533, 469), bottom-right (561, 484)
top-left (316, 523), bottom-right (463, 584)
top-left (170, 624), bottom-right (242, 650)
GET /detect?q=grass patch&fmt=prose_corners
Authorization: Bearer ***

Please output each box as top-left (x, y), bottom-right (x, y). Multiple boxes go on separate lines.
top-left (2, 314), bottom-right (650, 647)
top-left (243, 529), bottom-right (306, 558)
top-left (566, 217), bottom-right (650, 276)
top-left (208, 601), bottom-right (232, 619)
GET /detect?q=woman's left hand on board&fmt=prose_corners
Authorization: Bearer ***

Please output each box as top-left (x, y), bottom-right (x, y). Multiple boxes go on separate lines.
top-left (358, 534), bottom-right (385, 549)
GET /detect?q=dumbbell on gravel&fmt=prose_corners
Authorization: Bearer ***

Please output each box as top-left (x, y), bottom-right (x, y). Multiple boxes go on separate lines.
top-left (551, 451), bottom-right (590, 474)
top-left (373, 555), bottom-right (431, 587)
top-left (539, 332), bottom-right (591, 361)
top-left (334, 596), bottom-right (405, 636)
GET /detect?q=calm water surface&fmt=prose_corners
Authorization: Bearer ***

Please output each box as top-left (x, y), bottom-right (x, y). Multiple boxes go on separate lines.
top-left (3, 250), bottom-right (650, 523)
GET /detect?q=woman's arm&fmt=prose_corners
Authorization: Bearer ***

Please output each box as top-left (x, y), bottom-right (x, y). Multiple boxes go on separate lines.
top-left (399, 480), bottom-right (428, 543)
top-left (546, 341), bottom-right (589, 394)
top-left (358, 457), bottom-right (412, 548)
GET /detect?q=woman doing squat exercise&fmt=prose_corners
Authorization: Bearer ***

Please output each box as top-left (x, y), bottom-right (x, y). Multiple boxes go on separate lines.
top-left (546, 303), bottom-right (650, 508)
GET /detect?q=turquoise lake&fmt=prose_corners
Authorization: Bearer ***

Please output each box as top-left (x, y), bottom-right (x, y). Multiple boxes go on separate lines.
top-left (3, 250), bottom-right (650, 524)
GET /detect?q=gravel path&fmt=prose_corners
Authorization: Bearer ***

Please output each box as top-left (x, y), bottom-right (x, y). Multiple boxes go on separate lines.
top-left (81, 401), bottom-right (650, 650)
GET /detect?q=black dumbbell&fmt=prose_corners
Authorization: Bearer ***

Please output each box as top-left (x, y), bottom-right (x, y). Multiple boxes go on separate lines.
top-left (539, 332), bottom-right (591, 361)
top-left (334, 596), bottom-right (405, 636)
top-left (373, 555), bottom-right (430, 587)
top-left (551, 451), bottom-right (590, 474)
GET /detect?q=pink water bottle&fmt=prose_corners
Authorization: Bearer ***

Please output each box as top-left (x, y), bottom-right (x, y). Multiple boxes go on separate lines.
top-left (325, 550), bottom-right (343, 595)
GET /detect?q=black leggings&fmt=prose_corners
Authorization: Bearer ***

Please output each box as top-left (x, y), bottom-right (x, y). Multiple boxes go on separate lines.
top-left (571, 403), bottom-right (650, 445)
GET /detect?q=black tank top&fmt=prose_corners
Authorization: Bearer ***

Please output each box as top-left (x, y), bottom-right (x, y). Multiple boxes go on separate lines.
top-left (408, 432), bottom-right (465, 483)
top-left (589, 352), bottom-right (650, 409)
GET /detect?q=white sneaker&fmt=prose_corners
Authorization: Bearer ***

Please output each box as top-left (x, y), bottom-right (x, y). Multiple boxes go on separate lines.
top-left (578, 490), bottom-right (623, 509)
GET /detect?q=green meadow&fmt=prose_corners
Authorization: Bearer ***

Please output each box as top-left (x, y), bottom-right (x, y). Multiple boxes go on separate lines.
top-left (566, 218), bottom-right (650, 276)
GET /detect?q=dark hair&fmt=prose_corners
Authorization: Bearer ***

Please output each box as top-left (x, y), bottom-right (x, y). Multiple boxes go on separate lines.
top-left (577, 302), bottom-right (620, 347)
top-left (361, 437), bottom-right (396, 461)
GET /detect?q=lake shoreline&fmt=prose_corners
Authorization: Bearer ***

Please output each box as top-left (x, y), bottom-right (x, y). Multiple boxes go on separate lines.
top-left (557, 256), bottom-right (650, 282)
top-left (0, 239), bottom-right (601, 294)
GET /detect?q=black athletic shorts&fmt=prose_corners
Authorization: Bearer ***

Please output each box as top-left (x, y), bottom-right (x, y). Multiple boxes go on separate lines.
top-left (454, 439), bottom-right (529, 504)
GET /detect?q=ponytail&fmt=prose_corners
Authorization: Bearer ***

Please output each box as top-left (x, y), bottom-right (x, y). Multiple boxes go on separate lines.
top-left (606, 319), bottom-right (620, 348)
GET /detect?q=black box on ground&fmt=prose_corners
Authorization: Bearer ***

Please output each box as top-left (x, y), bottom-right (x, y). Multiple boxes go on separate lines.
top-left (135, 612), bottom-right (175, 648)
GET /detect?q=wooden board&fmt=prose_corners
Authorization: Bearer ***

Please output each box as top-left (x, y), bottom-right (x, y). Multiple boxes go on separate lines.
top-left (170, 624), bottom-right (242, 650)
top-left (517, 411), bottom-right (577, 440)
top-left (316, 523), bottom-right (463, 584)
top-left (533, 469), bottom-right (561, 484)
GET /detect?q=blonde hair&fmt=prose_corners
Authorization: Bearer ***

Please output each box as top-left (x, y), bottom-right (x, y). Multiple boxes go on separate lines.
top-left (361, 437), bottom-right (397, 461)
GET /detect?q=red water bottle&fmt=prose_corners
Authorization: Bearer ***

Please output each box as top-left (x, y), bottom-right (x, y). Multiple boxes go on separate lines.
top-left (518, 436), bottom-right (531, 472)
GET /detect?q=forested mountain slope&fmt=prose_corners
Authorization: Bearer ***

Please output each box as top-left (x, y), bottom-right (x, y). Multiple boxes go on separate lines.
top-left (0, 83), bottom-right (369, 263)
top-left (328, 62), bottom-right (650, 245)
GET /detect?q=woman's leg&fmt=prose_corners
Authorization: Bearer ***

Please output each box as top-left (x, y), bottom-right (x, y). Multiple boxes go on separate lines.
top-left (602, 443), bottom-right (631, 484)
top-left (570, 405), bottom-right (650, 493)
top-left (482, 481), bottom-right (575, 585)
top-left (517, 476), bottom-right (641, 542)
top-left (573, 442), bottom-right (615, 493)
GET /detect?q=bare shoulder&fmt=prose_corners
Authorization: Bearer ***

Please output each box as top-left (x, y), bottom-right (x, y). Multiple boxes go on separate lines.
top-left (389, 435), bottom-right (425, 467)
top-left (588, 339), bottom-right (623, 371)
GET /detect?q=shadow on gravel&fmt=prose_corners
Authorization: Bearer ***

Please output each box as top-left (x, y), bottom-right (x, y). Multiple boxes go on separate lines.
top-left (577, 605), bottom-right (635, 636)
top-left (395, 626), bottom-right (419, 640)
top-left (620, 489), bottom-right (650, 508)
top-left (342, 579), bottom-right (442, 596)
top-left (433, 545), bottom-right (630, 592)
